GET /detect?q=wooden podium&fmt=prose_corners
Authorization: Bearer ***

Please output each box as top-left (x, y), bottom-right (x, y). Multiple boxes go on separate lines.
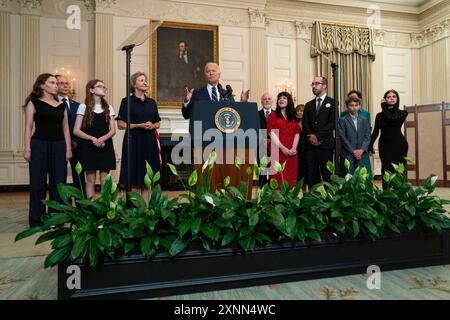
top-left (189, 101), bottom-right (260, 198)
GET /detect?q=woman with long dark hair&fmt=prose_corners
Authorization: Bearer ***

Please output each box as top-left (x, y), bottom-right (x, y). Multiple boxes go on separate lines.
top-left (23, 73), bottom-right (72, 227)
top-left (369, 89), bottom-right (408, 189)
top-left (73, 80), bottom-right (116, 198)
top-left (267, 92), bottom-right (300, 187)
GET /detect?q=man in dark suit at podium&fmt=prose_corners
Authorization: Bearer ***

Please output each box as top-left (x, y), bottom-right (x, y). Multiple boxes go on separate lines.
top-left (181, 62), bottom-right (250, 119)
top-left (302, 76), bottom-right (336, 187)
top-left (56, 75), bottom-right (85, 193)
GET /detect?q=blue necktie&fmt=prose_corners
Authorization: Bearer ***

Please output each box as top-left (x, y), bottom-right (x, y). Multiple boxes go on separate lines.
top-left (211, 86), bottom-right (218, 102)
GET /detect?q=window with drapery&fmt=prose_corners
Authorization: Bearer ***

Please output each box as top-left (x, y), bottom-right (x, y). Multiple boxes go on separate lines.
top-left (310, 21), bottom-right (376, 115)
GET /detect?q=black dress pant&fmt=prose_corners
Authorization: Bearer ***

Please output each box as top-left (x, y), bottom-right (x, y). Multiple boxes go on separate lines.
top-left (29, 138), bottom-right (67, 227)
top-left (69, 146), bottom-right (85, 193)
top-left (306, 147), bottom-right (333, 188)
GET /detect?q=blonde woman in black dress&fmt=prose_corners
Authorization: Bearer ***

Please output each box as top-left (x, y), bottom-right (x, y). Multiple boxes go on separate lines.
top-left (74, 80), bottom-right (116, 198)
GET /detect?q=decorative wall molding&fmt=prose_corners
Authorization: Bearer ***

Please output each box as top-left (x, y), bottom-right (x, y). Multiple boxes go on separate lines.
top-left (411, 19), bottom-right (450, 48)
top-left (113, 0), bottom-right (248, 27)
top-left (17, 0), bottom-right (41, 14)
top-left (373, 29), bottom-right (385, 45)
top-left (266, 19), bottom-right (296, 39)
top-left (0, 0), bottom-right (11, 12)
top-left (95, 0), bottom-right (116, 11)
top-left (248, 8), bottom-right (266, 28)
top-left (295, 21), bottom-right (312, 40)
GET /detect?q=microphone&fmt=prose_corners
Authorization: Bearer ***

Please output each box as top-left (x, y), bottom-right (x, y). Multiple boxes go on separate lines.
top-left (217, 83), bottom-right (226, 99)
top-left (225, 85), bottom-right (233, 100)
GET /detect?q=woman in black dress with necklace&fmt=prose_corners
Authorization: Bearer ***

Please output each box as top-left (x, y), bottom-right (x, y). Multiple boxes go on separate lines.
top-left (117, 72), bottom-right (161, 201)
top-left (369, 89), bottom-right (408, 189)
top-left (74, 80), bottom-right (116, 198)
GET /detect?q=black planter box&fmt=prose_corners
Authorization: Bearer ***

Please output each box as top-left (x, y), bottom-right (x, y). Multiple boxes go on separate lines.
top-left (58, 229), bottom-right (450, 300)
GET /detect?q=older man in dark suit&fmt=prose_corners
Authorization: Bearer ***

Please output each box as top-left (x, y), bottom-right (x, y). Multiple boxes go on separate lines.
top-left (181, 62), bottom-right (250, 119)
top-left (56, 75), bottom-right (85, 192)
top-left (302, 76), bottom-right (336, 187)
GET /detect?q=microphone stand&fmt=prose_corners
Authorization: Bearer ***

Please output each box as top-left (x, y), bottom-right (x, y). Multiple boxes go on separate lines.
top-left (331, 62), bottom-right (340, 176)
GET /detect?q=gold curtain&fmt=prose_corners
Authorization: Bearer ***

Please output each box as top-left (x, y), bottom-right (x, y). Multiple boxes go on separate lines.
top-left (311, 21), bottom-right (375, 114)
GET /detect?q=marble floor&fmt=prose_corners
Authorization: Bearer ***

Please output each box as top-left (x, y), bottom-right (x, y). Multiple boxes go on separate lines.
top-left (1, 186), bottom-right (449, 300)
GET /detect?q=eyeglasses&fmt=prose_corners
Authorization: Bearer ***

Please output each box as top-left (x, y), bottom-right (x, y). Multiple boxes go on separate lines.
top-left (93, 85), bottom-right (107, 90)
top-left (311, 82), bottom-right (323, 86)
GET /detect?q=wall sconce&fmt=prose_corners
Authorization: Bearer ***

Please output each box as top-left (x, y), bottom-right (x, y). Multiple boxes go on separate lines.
top-left (55, 67), bottom-right (77, 99)
top-left (275, 79), bottom-right (296, 103)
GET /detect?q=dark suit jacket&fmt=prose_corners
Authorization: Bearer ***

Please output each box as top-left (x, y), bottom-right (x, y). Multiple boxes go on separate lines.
top-left (181, 85), bottom-right (234, 119)
top-left (67, 99), bottom-right (80, 143)
top-left (302, 95), bottom-right (336, 149)
top-left (258, 109), bottom-right (268, 130)
top-left (337, 114), bottom-right (371, 156)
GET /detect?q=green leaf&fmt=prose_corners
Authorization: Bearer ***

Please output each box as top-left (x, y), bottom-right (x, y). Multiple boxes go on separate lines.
top-left (201, 225), bottom-right (220, 241)
top-left (89, 239), bottom-right (98, 267)
top-left (331, 209), bottom-right (343, 218)
top-left (326, 161), bottom-right (335, 174)
top-left (140, 237), bottom-right (152, 256)
top-left (146, 161), bottom-right (154, 179)
top-left (35, 228), bottom-right (69, 245)
top-left (168, 238), bottom-right (189, 256)
top-left (202, 238), bottom-right (211, 251)
top-left (51, 233), bottom-right (72, 249)
top-left (221, 230), bottom-right (236, 247)
top-left (71, 235), bottom-right (87, 261)
top-left (223, 176), bottom-right (230, 188)
top-left (246, 166), bottom-right (253, 176)
top-left (167, 163), bottom-right (178, 176)
top-left (344, 158), bottom-right (350, 171)
top-left (274, 161), bottom-right (283, 173)
top-left (352, 220), bottom-right (360, 237)
top-left (260, 156), bottom-right (269, 168)
top-left (98, 228), bottom-right (112, 248)
top-left (42, 213), bottom-right (72, 229)
top-left (44, 245), bottom-right (71, 268)
top-left (363, 221), bottom-right (378, 236)
top-left (153, 171), bottom-right (161, 184)
top-left (306, 230), bottom-right (321, 241)
top-left (248, 212), bottom-right (259, 228)
top-left (191, 217), bottom-right (201, 235)
top-left (209, 150), bottom-right (217, 168)
top-left (269, 179), bottom-right (278, 190)
top-left (124, 242), bottom-right (136, 254)
top-left (179, 221), bottom-right (191, 237)
top-left (15, 226), bottom-right (42, 242)
top-left (234, 156), bottom-right (242, 169)
top-left (285, 215), bottom-right (296, 237)
top-left (237, 235), bottom-right (254, 251)
top-left (406, 220), bottom-right (416, 231)
top-left (75, 161), bottom-right (83, 175)
top-left (405, 205), bottom-right (416, 216)
top-left (188, 170), bottom-right (198, 187)
top-left (144, 175), bottom-right (152, 188)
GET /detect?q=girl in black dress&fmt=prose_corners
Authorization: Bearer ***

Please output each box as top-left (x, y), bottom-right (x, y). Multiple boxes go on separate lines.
top-left (117, 72), bottom-right (161, 201)
top-left (74, 80), bottom-right (116, 198)
top-left (23, 73), bottom-right (72, 227)
top-left (369, 89), bottom-right (408, 189)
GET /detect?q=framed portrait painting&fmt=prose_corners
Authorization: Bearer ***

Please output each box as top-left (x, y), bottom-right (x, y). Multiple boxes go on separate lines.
top-left (151, 21), bottom-right (219, 107)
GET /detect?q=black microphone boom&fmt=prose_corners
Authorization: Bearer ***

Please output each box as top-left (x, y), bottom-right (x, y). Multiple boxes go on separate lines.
top-left (217, 83), bottom-right (226, 99)
top-left (225, 85), bottom-right (233, 100)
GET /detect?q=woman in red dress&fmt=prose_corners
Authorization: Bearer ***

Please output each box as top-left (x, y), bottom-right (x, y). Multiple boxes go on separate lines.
top-left (267, 92), bottom-right (300, 187)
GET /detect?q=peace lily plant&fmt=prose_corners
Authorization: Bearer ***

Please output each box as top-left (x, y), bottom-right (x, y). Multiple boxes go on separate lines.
top-left (16, 152), bottom-right (450, 268)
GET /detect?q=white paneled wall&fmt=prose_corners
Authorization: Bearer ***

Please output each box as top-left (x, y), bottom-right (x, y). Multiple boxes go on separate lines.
top-left (40, 18), bottom-right (90, 103)
top-left (267, 37), bottom-right (297, 102)
top-left (383, 48), bottom-right (412, 107)
top-left (219, 26), bottom-right (250, 100)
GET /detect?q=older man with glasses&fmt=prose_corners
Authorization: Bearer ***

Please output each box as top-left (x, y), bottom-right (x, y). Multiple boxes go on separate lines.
top-left (302, 76), bottom-right (336, 188)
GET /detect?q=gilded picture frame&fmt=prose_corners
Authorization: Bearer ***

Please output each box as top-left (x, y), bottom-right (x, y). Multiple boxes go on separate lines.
top-left (151, 21), bottom-right (219, 108)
